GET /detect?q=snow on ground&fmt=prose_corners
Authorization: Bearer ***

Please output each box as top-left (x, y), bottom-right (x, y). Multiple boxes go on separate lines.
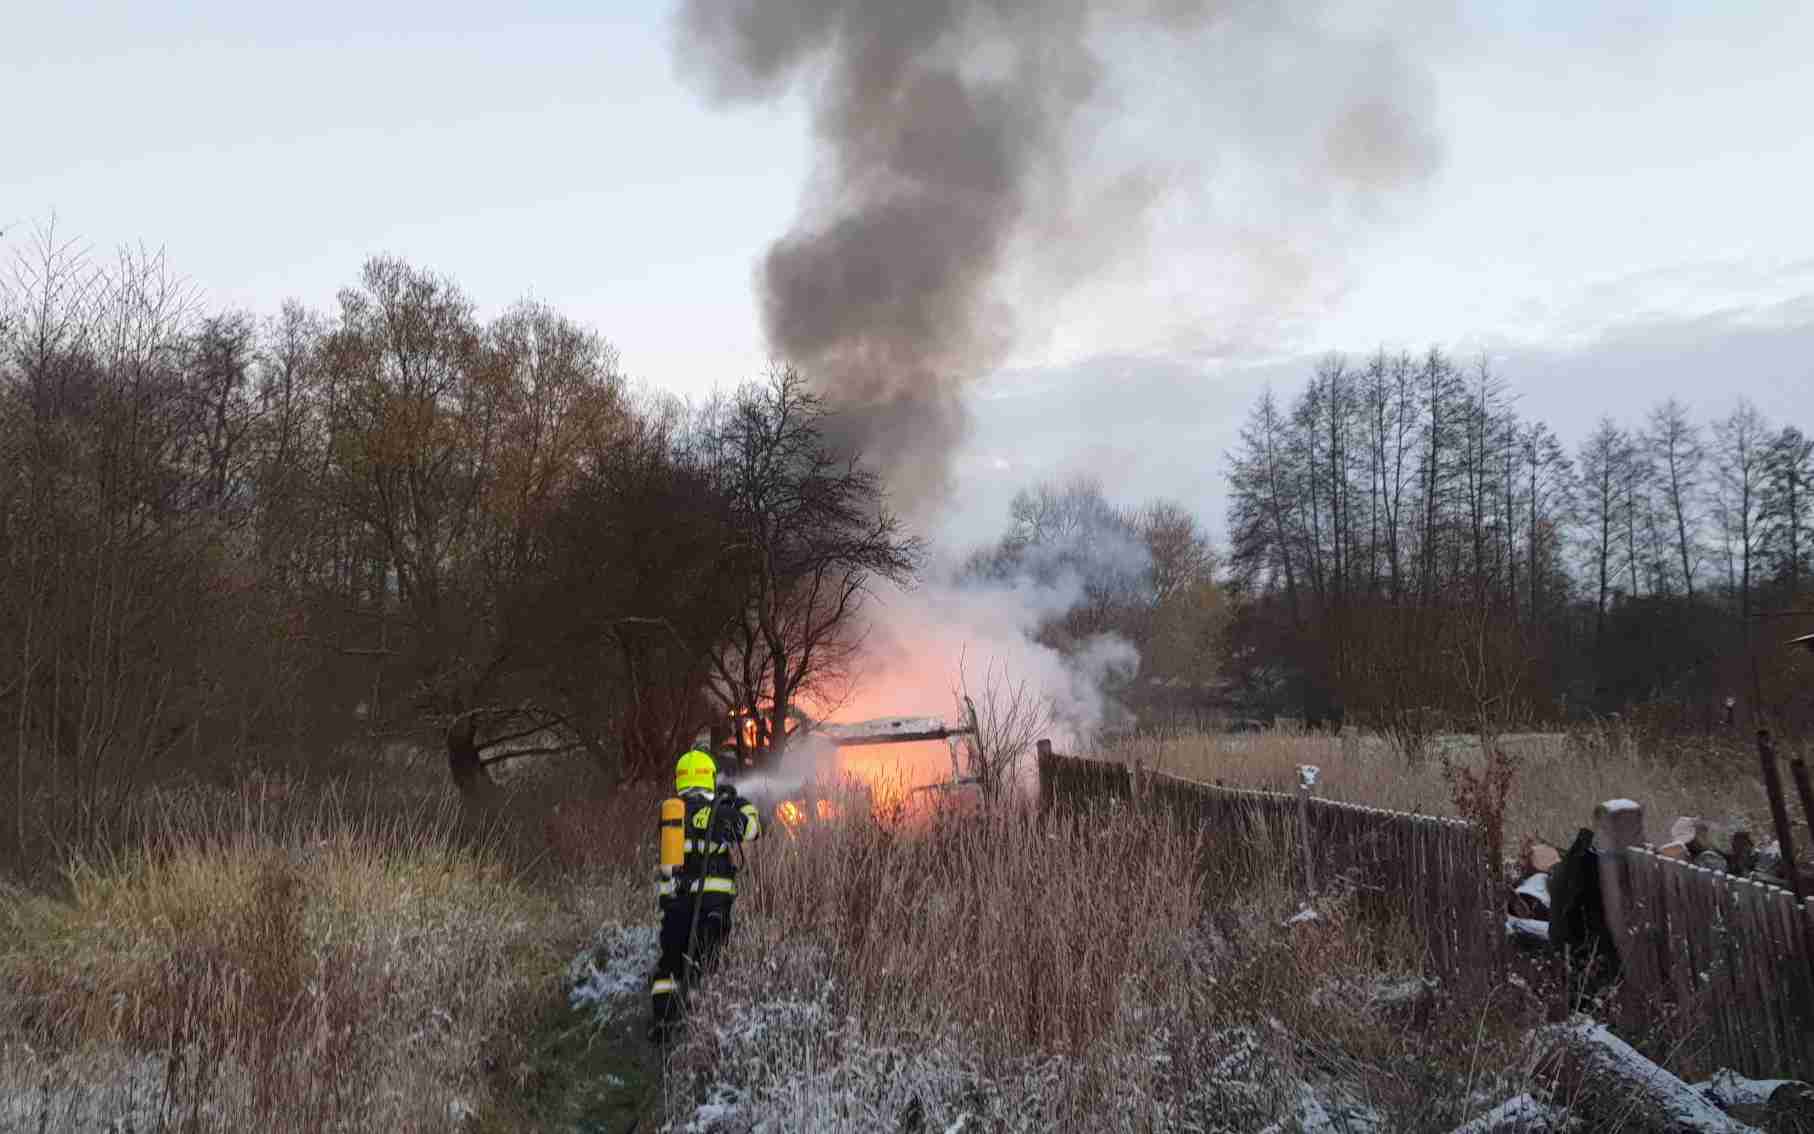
top-left (1697, 1069), bottom-right (1798, 1108)
top-left (1309, 973), bottom-right (1434, 1016)
top-left (569, 922), bottom-right (661, 1018)
top-left (1447, 1093), bottom-right (1573, 1133)
top-left (0, 1047), bottom-right (228, 1132)
top-left (1549, 1020), bottom-right (1762, 1134)
top-left (662, 974), bottom-right (1314, 1133)
top-left (1256, 1080), bottom-right (1383, 1134)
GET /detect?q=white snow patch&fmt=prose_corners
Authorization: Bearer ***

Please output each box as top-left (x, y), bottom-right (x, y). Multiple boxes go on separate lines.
top-left (1284, 906), bottom-right (1321, 927)
top-left (1449, 1093), bottom-right (1570, 1133)
top-left (0, 1050), bottom-right (228, 1131)
top-left (1550, 1020), bottom-right (1761, 1133)
top-left (1257, 1080), bottom-right (1382, 1134)
top-left (1507, 916), bottom-right (1552, 943)
top-left (1310, 974), bottom-right (1432, 1014)
top-left (1600, 799), bottom-right (1641, 814)
top-left (1697, 1068), bottom-right (1797, 1108)
top-left (1297, 764), bottom-right (1321, 789)
top-left (1515, 873), bottom-right (1551, 911)
top-left (712, 997), bottom-right (829, 1047)
top-left (663, 983), bottom-right (1294, 1132)
top-left (682, 1084), bottom-right (746, 1132)
top-left (569, 922), bottom-right (660, 1017)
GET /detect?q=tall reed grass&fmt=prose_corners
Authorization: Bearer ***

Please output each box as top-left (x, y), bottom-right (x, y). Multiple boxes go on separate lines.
top-left (658, 787), bottom-right (1542, 1132)
top-left (1, 776), bottom-right (633, 1132)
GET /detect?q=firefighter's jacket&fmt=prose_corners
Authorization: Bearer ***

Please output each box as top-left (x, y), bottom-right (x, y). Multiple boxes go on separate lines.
top-left (657, 787), bottom-right (762, 907)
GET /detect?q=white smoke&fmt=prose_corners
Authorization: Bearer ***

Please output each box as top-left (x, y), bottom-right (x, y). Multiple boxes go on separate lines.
top-left (730, 732), bottom-right (844, 815)
top-left (727, 547), bottom-right (1147, 810)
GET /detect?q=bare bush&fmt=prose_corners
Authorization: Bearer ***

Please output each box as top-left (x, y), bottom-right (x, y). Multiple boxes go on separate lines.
top-left (953, 659), bottom-right (1053, 802)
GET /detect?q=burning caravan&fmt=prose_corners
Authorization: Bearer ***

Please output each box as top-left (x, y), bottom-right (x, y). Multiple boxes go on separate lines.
top-left (698, 702), bottom-right (983, 829)
top-left (704, 703), bottom-right (979, 773)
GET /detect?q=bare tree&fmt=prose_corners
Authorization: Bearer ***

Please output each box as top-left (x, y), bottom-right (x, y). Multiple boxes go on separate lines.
top-left (1762, 425), bottom-right (1814, 596)
top-left (954, 661), bottom-right (1053, 804)
top-left (1712, 399), bottom-right (1772, 623)
top-left (0, 227), bottom-right (257, 850)
top-left (1646, 398), bottom-right (1706, 601)
top-left (1520, 421), bottom-right (1574, 625)
top-left (702, 367), bottom-right (922, 755)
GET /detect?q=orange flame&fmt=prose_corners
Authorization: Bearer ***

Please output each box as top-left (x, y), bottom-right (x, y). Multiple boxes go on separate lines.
top-left (728, 707), bottom-right (762, 751)
top-left (776, 800), bottom-right (805, 831)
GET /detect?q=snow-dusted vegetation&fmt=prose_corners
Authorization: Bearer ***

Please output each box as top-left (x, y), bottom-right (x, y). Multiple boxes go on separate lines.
top-left (641, 792), bottom-right (1555, 1133)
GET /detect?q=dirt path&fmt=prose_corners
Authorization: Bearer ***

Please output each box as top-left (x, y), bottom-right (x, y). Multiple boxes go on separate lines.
top-left (485, 926), bottom-right (666, 1133)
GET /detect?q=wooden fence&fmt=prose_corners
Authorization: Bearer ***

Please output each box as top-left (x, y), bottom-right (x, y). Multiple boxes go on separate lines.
top-left (1036, 747), bottom-right (1498, 984)
top-left (1611, 847), bottom-right (1814, 1081)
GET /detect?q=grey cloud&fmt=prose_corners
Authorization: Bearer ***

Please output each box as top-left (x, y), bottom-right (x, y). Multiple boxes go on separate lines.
top-left (940, 303), bottom-right (1814, 552)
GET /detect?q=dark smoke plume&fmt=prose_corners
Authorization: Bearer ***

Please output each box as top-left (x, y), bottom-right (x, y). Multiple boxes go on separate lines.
top-left (675, 0), bottom-right (1447, 513)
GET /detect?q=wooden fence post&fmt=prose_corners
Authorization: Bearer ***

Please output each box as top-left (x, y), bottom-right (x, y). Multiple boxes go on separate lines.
top-left (1297, 764), bottom-right (1319, 896)
top-left (1755, 729), bottom-right (1799, 896)
top-left (1758, 729), bottom-right (1806, 899)
top-left (1036, 738), bottom-right (1054, 814)
top-left (1594, 798), bottom-right (1645, 970)
top-left (1789, 744), bottom-right (1814, 865)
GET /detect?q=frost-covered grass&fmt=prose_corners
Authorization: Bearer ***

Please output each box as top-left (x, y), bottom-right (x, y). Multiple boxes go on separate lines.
top-left (651, 793), bottom-right (1553, 1133)
top-left (0, 778), bottom-right (637, 1133)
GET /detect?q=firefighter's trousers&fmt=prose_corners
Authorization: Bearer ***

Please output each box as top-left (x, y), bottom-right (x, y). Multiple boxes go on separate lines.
top-left (651, 894), bottom-right (734, 1028)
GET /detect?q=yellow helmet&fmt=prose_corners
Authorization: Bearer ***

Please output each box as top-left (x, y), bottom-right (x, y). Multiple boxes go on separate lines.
top-left (675, 749), bottom-right (717, 793)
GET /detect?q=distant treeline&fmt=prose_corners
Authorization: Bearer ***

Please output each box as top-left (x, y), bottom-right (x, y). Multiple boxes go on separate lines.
top-left (1224, 349), bottom-right (1814, 747)
top-left (0, 228), bottom-right (915, 858)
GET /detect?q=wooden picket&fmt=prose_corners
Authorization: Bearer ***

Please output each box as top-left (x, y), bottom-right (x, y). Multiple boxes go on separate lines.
top-left (1617, 847), bottom-right (1814, 1080)
top-left (1035, 747), bottom-right (1498, 985)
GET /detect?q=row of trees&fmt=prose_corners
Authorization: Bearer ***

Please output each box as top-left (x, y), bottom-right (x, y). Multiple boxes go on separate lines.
top-left (1224, 348), bottom-right (1813, 746)
top-left (0, 226), bottom-right (916, 854)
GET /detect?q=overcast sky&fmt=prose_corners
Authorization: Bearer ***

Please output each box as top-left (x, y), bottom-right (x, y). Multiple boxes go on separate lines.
top-left (8, 1), bottom-right (1812, 550)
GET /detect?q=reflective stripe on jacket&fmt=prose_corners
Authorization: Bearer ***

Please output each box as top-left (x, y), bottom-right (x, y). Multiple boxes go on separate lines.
top-left (657, 874), bottom-right (738, 898)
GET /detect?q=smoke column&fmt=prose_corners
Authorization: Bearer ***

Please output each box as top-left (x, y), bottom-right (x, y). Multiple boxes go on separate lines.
top-left (674, 0), bottom-right (1447, 514)
top-left (676, 2), bottom-right (1448, 776)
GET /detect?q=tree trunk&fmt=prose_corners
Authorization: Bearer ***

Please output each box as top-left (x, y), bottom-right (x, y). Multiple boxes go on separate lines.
top-left (769, 654), bottom-right (791, 761)
top-left (446, 713), bottom-right (493, 803)
top-left (1533, 1019), bottom-right (1757, 1133)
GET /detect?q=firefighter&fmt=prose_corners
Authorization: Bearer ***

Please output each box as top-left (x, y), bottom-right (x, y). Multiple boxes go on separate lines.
top-left (648, 748), bottom-right (763, 1043)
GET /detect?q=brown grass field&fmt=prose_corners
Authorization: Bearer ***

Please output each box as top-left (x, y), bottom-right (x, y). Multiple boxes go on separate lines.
top-left (3, 729), bottom-right (1807, 1131)
top-left (1098, 726), bottom-right (1788, 860)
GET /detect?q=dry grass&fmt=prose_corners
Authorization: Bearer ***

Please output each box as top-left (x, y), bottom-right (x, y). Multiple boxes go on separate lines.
top-left (1101, 726), bottom-right (1783, 857)
top-left (0, 776), bottom-right (640, 1133)
top-left (654, 785), bottom-right (1548, 1133)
